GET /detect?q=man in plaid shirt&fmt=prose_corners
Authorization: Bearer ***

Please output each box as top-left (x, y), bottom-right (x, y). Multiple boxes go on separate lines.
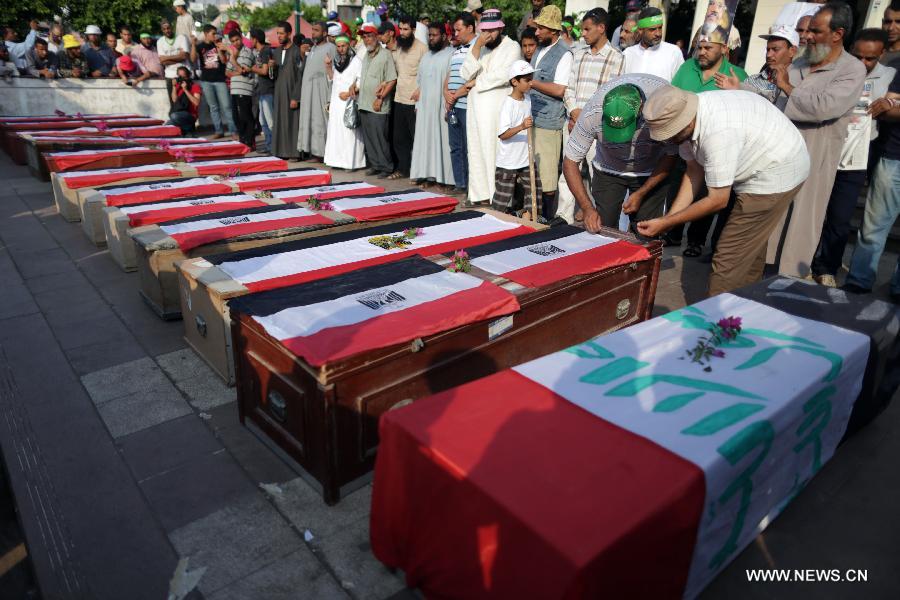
top-left (556, 8), bottom-right (624, 223)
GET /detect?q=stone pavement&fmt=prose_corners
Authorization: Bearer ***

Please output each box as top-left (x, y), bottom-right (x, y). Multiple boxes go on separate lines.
top-left (0, 151), bottom-right (897, 599)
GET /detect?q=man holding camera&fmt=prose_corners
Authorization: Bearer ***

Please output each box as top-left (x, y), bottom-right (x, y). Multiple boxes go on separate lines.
top-left (168, 66), bottom-right (202, 135)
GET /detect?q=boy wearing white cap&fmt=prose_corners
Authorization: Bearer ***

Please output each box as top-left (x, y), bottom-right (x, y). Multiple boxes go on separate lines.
top-left (173, 0), bottom-right (194, 41)
top-left (492, 60), bottom-right (542, 213)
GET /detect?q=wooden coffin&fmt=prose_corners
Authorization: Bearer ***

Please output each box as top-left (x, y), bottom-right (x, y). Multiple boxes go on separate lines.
top-left (230, 227), bottom-right (663, 504)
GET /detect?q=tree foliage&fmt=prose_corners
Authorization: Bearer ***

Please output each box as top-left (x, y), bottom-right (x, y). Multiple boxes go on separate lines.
top-left (1, 0), bottom-right (175, 36)
top-left (246, 0), bottom-right (294, 31)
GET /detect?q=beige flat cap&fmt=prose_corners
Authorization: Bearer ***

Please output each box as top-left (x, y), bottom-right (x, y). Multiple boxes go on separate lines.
top-left (643, 86), bottom-right (699, 141)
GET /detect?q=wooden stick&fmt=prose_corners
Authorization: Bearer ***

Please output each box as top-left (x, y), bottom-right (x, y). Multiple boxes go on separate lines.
top-left (527, 126), bottom-right (537, 222)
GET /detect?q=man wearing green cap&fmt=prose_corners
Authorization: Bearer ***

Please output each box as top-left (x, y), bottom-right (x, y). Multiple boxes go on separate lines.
top-left (563, 73), bottom-right (676, 236)
top-left (623, 7), bottom-right (684, 81)
top-left (131, 32), bottom-right (162, 77)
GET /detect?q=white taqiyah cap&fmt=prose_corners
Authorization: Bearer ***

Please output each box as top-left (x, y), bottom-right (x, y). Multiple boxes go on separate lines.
top-left (84, 25), bottom-right (102, 35)
top-left (173, 0), bottom-right (187, 6)
top-left (759, 23), bottom-right (799, 47)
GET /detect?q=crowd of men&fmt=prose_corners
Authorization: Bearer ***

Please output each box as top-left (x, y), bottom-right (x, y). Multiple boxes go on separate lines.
top-left (3, 0), bottom-right (900, 299)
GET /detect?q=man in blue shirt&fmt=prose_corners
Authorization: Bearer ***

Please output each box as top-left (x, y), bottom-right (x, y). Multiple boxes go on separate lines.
top-left (446, 12), bottom-right (477, 194)
top-left (83, 25), bottom-right (117, 77)
top-left (4, 21), bottom-right (38, 70)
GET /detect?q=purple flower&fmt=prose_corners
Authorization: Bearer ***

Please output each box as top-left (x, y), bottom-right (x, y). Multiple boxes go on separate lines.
top-left (415, 227), bottom-right (424, 236)
top-left (320, 202), bottom-right (334, 211)
top-left (712, 349), bottom-right (726, 358)
top-left (455, 249), bottom-right (468, 259)
top-left (717, 316), bottom-right (742, 330)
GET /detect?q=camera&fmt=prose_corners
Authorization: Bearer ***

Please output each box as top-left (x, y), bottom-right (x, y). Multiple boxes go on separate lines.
top-left (175, 76), bottom-right (185, 85)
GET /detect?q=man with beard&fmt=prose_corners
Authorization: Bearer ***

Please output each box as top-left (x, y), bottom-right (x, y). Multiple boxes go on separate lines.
top-left (460, 9), bottom-right (522, 204)
top-left (297, 21), bottom-right (337, 161)
top-left (518, 0), bottom-right (546, 38)
top-left (812, 29), bottom-right (895, 287)
top-left (158, 19), bottom-right (190, 106)
top-left (529, 5), bottom-right (572, 220)
top-left (883, 1), bottom-right (900, 69)
top-left (349, 24), bottom-right (398, 177)
top-left (46, 23), bottom-right (63, 54)
top-left (795, 15), bottom-right (812, 47)
top-left (623, 7), bottom-right (683, 81)
top-left (637, 87), bottom-right (810, 295)
top-left (764, 3), bottom-right (866, 279)
top-left (670, 26), bottom-right (747, 259)
top-left (128, 33), bottom-right (161, 77)
top-left (271, 21), bottom-right (304, 160)
top-left (557, 7), bottom-right (624, 223)
top-left (57, 35), bottom-right (86, 78)
top-left (719, 24), bottom-right (798, 109)
top-left (618, 17), bottom-right (638, 50)
top-left (410, 22), bottom-right (455, 188)
top-left (391, 16), bottom-right (427, 180)
top-left (84, 25), bottom-right (117, 77)
top-left (612, 0), bottom-right (641, 50)
top-left (324, 35), bottom-right (365, 169)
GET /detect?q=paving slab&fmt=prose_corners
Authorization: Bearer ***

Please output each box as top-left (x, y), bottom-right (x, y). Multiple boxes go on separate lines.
top-left (82, 356), bottom-right (172, 404)
top-left (95, 385), bottom-right (193, 438)
top-left (118, 413), bottom-right (224, 481)
top-left (208, 548), bottom-right (350, 600)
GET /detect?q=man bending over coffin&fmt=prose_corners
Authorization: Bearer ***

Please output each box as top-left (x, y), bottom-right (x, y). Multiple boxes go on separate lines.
top-left (635, 86), bottom-right (810, 296)
top-left (562, 74), bottom-right (676, 240)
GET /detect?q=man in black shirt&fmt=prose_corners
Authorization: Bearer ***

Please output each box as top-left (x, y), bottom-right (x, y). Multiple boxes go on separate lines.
top-left (190, 24), bottom-right (236, 139)
top-left (251, 28), bottom-right (275, 153)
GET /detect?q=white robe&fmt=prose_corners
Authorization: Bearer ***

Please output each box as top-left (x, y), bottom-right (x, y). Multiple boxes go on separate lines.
top-left (410, 46), bottom-right (455, 185)
top-left (460, 36), bottom-right (522, 203)
top-left (324, 55), bottom-right (366, 170)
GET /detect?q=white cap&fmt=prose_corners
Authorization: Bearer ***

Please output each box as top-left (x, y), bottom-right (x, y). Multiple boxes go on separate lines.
top-left (84, 25), bottom-right (102, 35)
top-left (327, 23), bottom-right (342, 37)
top-left (507, 59), bottom-right (535, 80)
top-left (759, 23), bottom-right (799, 48)
top-left (173, 0), bottom-right (187, 6)
top-left (466, 0), bottom-right (483, 11)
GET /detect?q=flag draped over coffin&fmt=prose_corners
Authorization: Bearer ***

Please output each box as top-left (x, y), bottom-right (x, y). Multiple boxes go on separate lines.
top-left (327, 189), bottom-right (458, 221)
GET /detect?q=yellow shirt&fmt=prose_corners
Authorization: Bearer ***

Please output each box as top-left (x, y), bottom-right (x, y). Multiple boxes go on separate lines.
top-left (391, 39), bottom-right (426, 106)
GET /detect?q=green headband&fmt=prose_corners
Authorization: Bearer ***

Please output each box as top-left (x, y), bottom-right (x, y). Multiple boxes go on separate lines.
top-left (140, 33), bottom-right (151, 38)
top-left (637, 14), bottom-right (664, 29)
top-left (335, 35), bottom-right (350, 43)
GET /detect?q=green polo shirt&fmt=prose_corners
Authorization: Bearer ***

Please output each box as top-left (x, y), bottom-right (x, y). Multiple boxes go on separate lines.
top-left (671, 57), bottom-right (747, 93)
top-left (359, 45), bottom-right (397, 114)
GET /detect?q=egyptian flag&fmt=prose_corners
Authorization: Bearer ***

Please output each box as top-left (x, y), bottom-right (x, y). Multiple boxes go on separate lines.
top-left (328, 189), bottom-right (458, 221)
top-left (371, 293), bottom-right (870, 599)
top-left (58, 163), bottom-right (184, 189)
top-left (466, 225), bottom-right (651, 287)
top-left (45, 146), bottom-right (151, 171)
top-left (230, 257), bottom-right (520, 366)
top-left (35, 136), bottom-right (201, 145)
top-left (166, 141), bottom-right (249, 159)
top-left (2, 114), bottom-right (142, 123)
top-left (18, 127), bottom-right (100, 137)
top-left (108, 124), bottom-right (181, 137)
top-left (210, 211), bottom-right (533, 292)
top-left (100, 177), bottom-right (232, 207)
top-left (159, 205), bottom-right (334, 251)
top-left (119, 192), bottom-right (270, 226)
top-left (229, 168), bottom-right (331, 191)
top-left (190, 156), bottom-right (288, 176)
top-left (269, 181), bottom-right (385, 202)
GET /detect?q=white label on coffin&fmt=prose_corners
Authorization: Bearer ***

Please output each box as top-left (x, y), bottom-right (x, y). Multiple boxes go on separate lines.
top-left (471, 231), bottom-right (618, 275)
top-left (119, 194), bottom-right (258, 215)
top-left (101, 177), bottom-right (219, 196)
top-left (161, 207), bottom-right (318, 236)
top-left (218, 214), bottom-right (520, 286)
top-left (255, 270), bottom-right (483, 340)
top-left (270, 182), bottom-right (377, 199)
top-left (231, 170), bottom-right (328, 184)
top-left (328, 191), bottom-right (445, 211)
top-left (199, 156), bottom-right (278, 168)
top-left (61, 163), bottom-right (180, 180)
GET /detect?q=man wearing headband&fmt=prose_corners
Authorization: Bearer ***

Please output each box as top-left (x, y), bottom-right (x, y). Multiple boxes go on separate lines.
top-left (298, 21), bottom-right (338, 161)
top-left (623, 6), bottom-right (683, 81)
top-left (460, 8), bottom-right (523, 204)
top-left (324, 34), bottom-right (365, 170)
top-left (637, 86), bottom-right (810, 295)
top-left (563, 74), bottom-right (676, 238)
top-left (131, 32), bottom-right (162, 77)
top-left (410, 22), bottom-right (456, 188)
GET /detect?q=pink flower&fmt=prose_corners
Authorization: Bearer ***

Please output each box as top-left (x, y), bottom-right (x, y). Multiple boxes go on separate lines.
top-left (75, 112), bottom-right (84, 119)
top-left (173, 149), bottom-right (185, 160)
top-left (95, 121), bottom-right (109, 132)
top-left (227, 167), bottom-right (239, 178)
top-left (712, 349), bottom-right (726, 358)
top-left (415, 228), bottom-right (424, 236)
top-left (454, 250), bottom-right (469, 259)
top-left (320, 202), bottom-right (334, 211)
top-left (159, 140), bottom-right (172, 151)
top-left (183, 152), bottom-right (195, 163)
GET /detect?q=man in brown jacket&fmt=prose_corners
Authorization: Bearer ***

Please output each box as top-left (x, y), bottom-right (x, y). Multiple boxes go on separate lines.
top-left (765, 2), bottom-right (866, 278)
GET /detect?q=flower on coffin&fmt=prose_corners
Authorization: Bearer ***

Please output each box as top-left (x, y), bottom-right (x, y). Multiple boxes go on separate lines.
top-left (306, 195), bottom-right (333, 211)
top-left (367, 227), bottom-right (422, 250)
top-left (54, 109), bottom-right (66, 117)
top-left (403, 227), bottom-right (424, 239)
top-left (253, 190), bottom-right (274, 199)
top-left (682, 315), bottom-right (742, 371)
top-left (75, 112), bottom-right (84, 119)
top-left (95, 120), bottom-right (109, 132)
top-left (448, 249), bottom-right (471, 273)
top-left (183, 151), bottom-right (195, 163)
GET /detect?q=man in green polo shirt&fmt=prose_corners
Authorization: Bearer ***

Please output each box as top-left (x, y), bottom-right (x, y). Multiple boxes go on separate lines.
top-left (668, 34), bottom-right (747, 258)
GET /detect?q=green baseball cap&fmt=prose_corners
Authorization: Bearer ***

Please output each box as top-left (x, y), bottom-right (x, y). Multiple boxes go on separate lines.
top-left (602, 84), bottom-right (643, 144)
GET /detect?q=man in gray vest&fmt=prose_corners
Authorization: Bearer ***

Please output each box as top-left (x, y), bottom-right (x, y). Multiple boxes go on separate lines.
top-left (530, 5), bottom-right (572, 219)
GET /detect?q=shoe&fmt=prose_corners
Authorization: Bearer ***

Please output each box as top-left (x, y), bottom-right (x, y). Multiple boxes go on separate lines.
top-left (365, 168), bottom-right (379, 176)
top-left (814, 274), bottom-right (836, 287)
top-left (661, 232), bottom-right (682, 247)
top-left (548, 216), bottom-right (569, 227)
top-left (682, 243), bottom-right (703, 258)
top-left (841, 282), bottom-right (871, 295)
top-left (387, 171), bottom-right (404, 180)
top-left (208, 132), bottom-right (223, 140)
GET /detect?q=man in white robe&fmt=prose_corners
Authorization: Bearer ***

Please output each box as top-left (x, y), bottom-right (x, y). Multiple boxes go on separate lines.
top-left (460, 9), bottom-right (523, 203)
top-left (410, 23), bottom-right (456, 187)
top-left (297, 22), bottom-right (338, 160)
top-left (324, 36), bottom-right (366, 169)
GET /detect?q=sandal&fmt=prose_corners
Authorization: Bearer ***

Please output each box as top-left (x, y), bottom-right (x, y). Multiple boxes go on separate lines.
top-left (387, 171), bottom-right (404, 180)
top-left (683, 243), bottom-right (703, 258)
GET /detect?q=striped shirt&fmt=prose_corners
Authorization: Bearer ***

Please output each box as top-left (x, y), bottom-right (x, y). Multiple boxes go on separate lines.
top-left (565, 73), bottom-right (676, 177)
top-left (227, 46), bottom-right (256, 97)
top-left (564, 42), bottom-right (625, 113)
top-left (447, 42), bottom-right (471, 111)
